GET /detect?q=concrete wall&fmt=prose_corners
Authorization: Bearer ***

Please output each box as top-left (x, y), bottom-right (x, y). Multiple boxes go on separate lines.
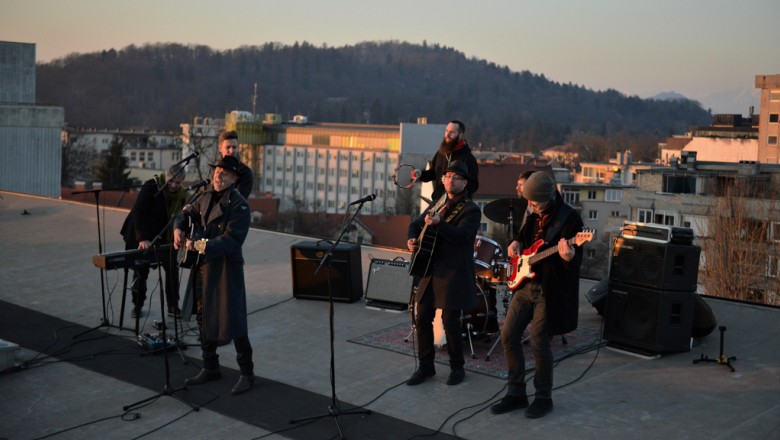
top-left (0, 105), bottom-right (65, 198)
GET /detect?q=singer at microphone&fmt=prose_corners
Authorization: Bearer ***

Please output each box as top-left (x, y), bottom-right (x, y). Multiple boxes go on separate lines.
top-left (349, 194), bottom-right (376, 205)
top-left (187, 179), bottom-right (210, 191)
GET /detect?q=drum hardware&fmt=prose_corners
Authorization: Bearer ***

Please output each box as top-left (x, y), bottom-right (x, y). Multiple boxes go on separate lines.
top-left (484, 283), bottom-right (513, 361)
top-left (461, 280), bottom-right (499, 359)
top-left (474, 236), bottom-right (502, 278)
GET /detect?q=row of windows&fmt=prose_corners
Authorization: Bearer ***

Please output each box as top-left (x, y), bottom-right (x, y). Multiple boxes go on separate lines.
top-left (267, 147), bottom-right (392, 163)
top-left (266, 164), bottom-right (386, 181)
top-left (264, 177), bottom-right (392, 198)
top-left (563, 189), bottom-right (624, 204)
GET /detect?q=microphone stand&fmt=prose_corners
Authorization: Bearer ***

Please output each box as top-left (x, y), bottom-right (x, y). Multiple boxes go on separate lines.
top-left (72, 182), bottom-right (143, 339)
top-left (123, 188), bottom-right (202, 413)
top-left (289, 200), bottom-right (372, 439)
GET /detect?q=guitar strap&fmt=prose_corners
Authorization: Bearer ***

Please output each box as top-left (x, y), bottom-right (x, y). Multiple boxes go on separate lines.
top-left (432, 193), bottom-right (469, 223)
top-left (444, 198), bottom-right (469, 223)
top-left (543, 201), bottom-right (574, 244)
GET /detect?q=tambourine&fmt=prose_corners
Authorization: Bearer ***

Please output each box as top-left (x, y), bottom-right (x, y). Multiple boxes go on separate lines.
top-left (392, 164), bottom-right (419, 190)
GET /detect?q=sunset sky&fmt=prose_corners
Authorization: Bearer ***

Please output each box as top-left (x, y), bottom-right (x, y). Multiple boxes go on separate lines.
top-left (3, 0), bottom-right (779, 113)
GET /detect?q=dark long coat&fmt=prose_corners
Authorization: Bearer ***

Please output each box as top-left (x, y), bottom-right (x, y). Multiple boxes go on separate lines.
top-left (175, 185), bottom-right (250, 341)
top-left (516, 195), bottom-right (584, 335)
top-left (408, 197), bottom-right (481, 310)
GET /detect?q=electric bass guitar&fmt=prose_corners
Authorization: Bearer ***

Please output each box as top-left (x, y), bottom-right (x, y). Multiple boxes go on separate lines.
top-left (505, 231), bottom-right (593, 291)
top-left (408, 224), bottom-right (438, 278)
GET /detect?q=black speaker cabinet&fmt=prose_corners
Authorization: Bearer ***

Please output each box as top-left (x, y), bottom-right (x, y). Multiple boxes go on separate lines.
top-left (603, 283), bottom-right (694, 354)
top-left (364, 258), bottom-right (414, 310)
top-left (609, 237), bottom-right (701, 291)
top-left (290, 241), bottom-right (363, 303)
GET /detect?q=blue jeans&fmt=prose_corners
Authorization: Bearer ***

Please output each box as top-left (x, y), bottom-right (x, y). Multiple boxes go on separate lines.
top-left (500, 282), bottom-right (553, 398)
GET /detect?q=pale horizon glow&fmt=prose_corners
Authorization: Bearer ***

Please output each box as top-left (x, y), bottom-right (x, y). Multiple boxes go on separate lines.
top-left (2, 0), bottom-right (779, 114)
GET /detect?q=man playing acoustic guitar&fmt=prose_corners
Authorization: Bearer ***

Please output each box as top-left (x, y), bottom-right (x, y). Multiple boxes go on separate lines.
top-left (406, 161), bottom-right (481, 386)
top-left (491, 171), bottom-right (584, 418)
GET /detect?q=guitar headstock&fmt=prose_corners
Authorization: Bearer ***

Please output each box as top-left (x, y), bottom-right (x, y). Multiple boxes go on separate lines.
top-left (574, 229), bottom-right (594, 246)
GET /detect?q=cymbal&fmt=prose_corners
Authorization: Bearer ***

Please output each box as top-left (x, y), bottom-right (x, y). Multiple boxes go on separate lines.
top-left (482, 198), bottom-right (527, 224)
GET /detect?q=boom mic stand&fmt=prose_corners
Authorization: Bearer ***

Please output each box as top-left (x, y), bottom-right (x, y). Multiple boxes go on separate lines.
top-left (124, 211), bottom-right (199, 412)
top-left (123, 242), bottom-right (198, 413)
top-left (289, 200), bottom-right (371, 439)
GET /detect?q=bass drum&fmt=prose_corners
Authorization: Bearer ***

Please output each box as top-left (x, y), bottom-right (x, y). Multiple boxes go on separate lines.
top-left (409, 281), bottom-right (499, 346)
top-left (461, 280), bottom-right (499, 336)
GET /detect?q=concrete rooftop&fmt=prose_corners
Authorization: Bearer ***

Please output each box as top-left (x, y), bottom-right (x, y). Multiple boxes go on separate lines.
top-left (1, 190), bottom-right (779, 440)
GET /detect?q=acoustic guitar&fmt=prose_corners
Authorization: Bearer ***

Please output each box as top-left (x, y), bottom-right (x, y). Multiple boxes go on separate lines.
top-left (408, 224), bottom-right (437, 278)
top-left (178, 223), bottom-right (207, 269)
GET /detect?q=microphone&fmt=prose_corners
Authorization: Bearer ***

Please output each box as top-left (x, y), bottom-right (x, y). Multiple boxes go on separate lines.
top-left (349, 194), bottom-right (376, 205)
top-left (177, 151), bottom-right (199, 164)
top-left (186, 179), bottom-right (210, 191)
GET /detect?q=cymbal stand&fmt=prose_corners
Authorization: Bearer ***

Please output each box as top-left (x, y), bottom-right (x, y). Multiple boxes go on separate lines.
top-left (693, 326), bottom-right (736, 372)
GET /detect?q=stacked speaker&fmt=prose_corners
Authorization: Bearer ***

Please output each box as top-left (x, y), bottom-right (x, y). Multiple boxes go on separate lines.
top-left (603, 224), bottom-right (700, 355)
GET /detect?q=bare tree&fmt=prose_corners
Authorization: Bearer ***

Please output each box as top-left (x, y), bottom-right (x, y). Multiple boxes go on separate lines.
top-left (61, 138), bottom-right (97, 185)
top-left (182, 125), bottom-right (220, 180)
top-left (697, 178), bottom-right (779, 306)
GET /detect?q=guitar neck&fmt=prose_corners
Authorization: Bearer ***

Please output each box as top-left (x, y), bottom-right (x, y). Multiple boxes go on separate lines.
top-left (527, 236), bottom-right (578, 265)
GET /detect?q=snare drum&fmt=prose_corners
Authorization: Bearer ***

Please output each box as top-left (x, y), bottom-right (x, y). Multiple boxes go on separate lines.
top-left (474, 236), bottom-right (501, 277)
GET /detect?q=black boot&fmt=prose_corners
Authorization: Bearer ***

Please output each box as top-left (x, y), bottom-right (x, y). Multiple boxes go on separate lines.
top-left (184, 368), bottom-right (221, 386)
top-left (490, 394), bottom-right (529, 414)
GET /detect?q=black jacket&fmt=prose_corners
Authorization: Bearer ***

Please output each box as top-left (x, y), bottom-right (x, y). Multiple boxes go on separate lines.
top-left (418, 142), bottom-right (479, 200)
top-left (516, 194), bottom-right (584, 335)
top-left (408, 195), bottom-right (481, 310)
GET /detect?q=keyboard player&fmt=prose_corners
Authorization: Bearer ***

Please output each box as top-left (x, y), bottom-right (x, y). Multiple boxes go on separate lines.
top-left (119, 165), bottom-right (188, 319)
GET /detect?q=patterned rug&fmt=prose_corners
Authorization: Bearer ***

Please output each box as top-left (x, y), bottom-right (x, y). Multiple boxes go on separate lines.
top-left (348, 318), bottom-right (601, 379)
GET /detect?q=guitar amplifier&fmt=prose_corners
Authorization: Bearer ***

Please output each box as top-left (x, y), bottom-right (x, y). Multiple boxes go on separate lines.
top-left (290, 241), bottom-right (363, 303)
top-left (365, 258), bottom-right (414, 310)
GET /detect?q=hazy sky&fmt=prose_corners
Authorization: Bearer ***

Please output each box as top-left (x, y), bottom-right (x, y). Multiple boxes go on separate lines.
top-left (3, 0), bottom-right (779, 113)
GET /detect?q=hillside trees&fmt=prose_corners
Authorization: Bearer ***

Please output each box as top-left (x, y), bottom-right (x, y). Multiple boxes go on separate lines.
top-left (36, 41), bottom-right (710, 150)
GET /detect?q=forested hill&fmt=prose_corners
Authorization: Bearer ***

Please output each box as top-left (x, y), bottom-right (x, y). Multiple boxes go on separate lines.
top-left (36, 40), bottom-right (710, 152)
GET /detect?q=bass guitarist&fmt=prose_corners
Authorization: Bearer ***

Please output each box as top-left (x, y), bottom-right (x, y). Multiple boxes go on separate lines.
top-left (405, 161), bottom-right (481, 387)
top-left (491, 171), bottom-right (584, 419)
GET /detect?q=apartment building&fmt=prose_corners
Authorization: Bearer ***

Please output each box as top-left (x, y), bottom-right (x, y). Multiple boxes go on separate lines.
top-left (755, 74), bottom-right (780, 164)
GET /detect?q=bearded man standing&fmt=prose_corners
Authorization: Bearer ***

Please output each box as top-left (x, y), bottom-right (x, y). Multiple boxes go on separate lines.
top-left (415, 120), bottom-right (479, 200)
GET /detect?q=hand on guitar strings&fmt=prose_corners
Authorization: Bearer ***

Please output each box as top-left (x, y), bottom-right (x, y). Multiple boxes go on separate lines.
top-left (557, 238), bottom-right (575, 262)
top-left (424, 209), bottom-right (441, 226)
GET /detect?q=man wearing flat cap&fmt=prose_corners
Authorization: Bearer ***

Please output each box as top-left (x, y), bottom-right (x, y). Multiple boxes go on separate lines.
top-left (491, 171), bottom-right (583, 419)
top-left (173, 155), bottom-right (256, 395)
top-left (406, 160), bottom-right (481, 386)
